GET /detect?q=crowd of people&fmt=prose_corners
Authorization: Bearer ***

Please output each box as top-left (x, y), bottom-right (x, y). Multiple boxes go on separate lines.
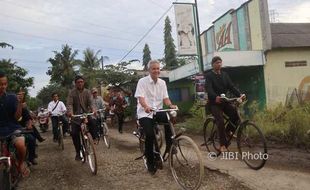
top-left (0, 57), bottom-right (245, 178)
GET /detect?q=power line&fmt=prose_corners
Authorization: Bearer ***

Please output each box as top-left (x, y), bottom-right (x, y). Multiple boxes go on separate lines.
top-left (0, 0), bottom-right (162, 40)
top-left (0, 13), bottom-right (141, 43)
top-left (0, 28), bottom-right (162, 57)
top-left (118, 4), bottom-right (174, 63)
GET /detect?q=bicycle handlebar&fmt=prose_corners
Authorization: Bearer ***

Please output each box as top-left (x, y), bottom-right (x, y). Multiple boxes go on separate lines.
top-left (150, 108), bottom-right (179, 112)
top-left (72, 113), bottom-right (94, 119)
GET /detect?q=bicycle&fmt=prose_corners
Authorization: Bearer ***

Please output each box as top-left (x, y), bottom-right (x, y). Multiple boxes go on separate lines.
top-left (97, 109), bottom-right (110, 149)
top-left (133, 119), bottom-right (163, 154)
top-left (203, 94), bottom-right (268, 170)
top-left (55, 114), bottom-right (65, 150)
top-left (71, 113), bottom-right (98, 175)
top-left (135, 108), bottom-right (204, 190)
top-left (0, 130), bottom-right (32, 190)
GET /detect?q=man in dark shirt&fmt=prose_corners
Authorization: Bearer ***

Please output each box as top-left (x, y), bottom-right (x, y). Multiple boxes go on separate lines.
top-left (67, 75), bottom-right (98, 161)
top-left (110, 91), bottom-right (128, 133)
top-left (205, 56), bottom-right (245, 152)
top-left (0, 71), bottom-right (29, 176)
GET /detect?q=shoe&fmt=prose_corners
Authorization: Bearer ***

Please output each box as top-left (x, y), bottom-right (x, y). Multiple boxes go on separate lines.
top-left (53, 138), bottom-right (58, 143)
top-left (147, 162), bottom-right (157, 175)
top-left (75, 155), bottom-right (82, 161)
top-left (29, 159), bottom-right (38, 165)
top-left (34, 154), bottom-right (38, 158)
top-left (119, 130), bottom-right (123, 134)
top-left (38, 138), bottom-right (46, 142)
top-left (155, 156), bottom-right (163, 170)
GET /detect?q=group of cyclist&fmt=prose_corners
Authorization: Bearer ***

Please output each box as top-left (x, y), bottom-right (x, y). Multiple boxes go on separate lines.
top-left (0, 56), bottom-right (246, 178)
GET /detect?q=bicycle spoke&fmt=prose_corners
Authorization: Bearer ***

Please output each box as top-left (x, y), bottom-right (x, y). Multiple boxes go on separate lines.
top-left (237, 122), bottom-right (267, 170)
top-left (170, 136), bottom-right (204, 190)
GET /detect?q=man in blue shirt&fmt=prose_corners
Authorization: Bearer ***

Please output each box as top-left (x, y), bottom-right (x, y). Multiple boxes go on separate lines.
top-left (0, 71), bottom-right (29, 176)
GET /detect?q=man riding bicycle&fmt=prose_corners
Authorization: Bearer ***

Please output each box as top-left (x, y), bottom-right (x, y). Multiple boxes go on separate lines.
top-left (135, 60), bottom-right (177, 175)
top-left (67, 75), bottom-right (98, 161)
top-left (205, 56), bottom-right (245, 153)
top-left (48, 92), bottom-right (69, 142)
top-left (0, 71), bottom-right (29, 177)
top-left (91, 87), bottom-right (108, 133)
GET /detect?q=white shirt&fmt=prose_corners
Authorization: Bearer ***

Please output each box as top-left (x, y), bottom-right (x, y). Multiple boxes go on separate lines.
top-left (134, 75), bottom-right (169, 119)
top-left (47, 100), bottom-right (67, 116)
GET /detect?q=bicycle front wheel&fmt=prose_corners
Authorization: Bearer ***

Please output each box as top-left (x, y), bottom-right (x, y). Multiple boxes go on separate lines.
top-left (102, 122), bottom-right (111, 149)
top-left (169, 135), bottom-right (204, 190)
top-left (85, 133), bottom-right (98, 175)
top-left (237, 121), bottom-right (267, 170)
top-left (58, 124), bottom-right (64, 150)
top-left (0, 167), bottom-right (11, 190)
top-left (203, 117), bottom-right (221, 155)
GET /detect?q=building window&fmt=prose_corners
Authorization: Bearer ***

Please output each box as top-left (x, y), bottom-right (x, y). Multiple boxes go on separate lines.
top-left (285, 61), bottom-right (307, 67)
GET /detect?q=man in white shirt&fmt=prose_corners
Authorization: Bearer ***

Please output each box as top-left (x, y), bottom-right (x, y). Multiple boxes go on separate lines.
top-left (135, 60), bottom-right (177, 175)
top-left (47, 92), bottom-right (68, 142)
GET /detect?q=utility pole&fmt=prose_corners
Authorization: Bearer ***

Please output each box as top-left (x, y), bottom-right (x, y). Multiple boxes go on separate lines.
top-left (194, 0), bottom-right (204, 72)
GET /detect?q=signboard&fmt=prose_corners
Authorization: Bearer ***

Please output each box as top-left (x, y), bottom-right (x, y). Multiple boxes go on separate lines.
top-left (195, 74), bottom-right (206, 101)
top-left (174, 3), bottom-right (197, 55)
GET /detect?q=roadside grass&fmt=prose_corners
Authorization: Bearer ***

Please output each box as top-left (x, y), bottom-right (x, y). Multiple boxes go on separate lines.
top-left (176, 101), bottom-right (310, 149)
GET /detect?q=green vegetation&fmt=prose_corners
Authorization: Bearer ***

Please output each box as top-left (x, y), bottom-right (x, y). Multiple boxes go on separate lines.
top-left (177, 101), bottom-right (310, 149)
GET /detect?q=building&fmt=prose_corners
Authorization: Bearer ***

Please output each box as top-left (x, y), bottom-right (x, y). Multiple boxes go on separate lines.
top-left (168, 0), bottom-right (310, 108)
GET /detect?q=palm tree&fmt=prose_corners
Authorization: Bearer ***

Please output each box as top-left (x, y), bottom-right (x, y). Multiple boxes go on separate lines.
top-left (47, 44), bottom-right (78, 89)
top-left (80, 48), bottom-right (103, 88)
top-left (0, 42), bottom-right (13, 49)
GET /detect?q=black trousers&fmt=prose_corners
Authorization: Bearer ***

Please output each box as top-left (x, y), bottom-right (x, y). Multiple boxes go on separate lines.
top-left (116, 112), bottom-right (124, 132)
top-left (209, 103), bottom-right (240, 147)
top-left (51, 116), bottom-right (69, 139)
top-left (138, 112), bottom-right (172, 166)
top-left (71, 116), bottom-right (98, 155)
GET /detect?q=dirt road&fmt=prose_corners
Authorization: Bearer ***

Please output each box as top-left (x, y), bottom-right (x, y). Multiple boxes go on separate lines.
top-left (17, 125), bottom-right (249, 190)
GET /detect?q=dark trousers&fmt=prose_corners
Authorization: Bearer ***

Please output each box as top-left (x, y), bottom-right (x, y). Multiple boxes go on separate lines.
top-left (139, 112), bottom-right (172, 166)
top-left (51, 116), bottom-right (69, 139)
top-left (71, 117), bottom-right (98, 155)
top-left (26, 134), bottom-right (36, 162)
top-left (31, 125), bottom-right (44, 141)
top-left (209, 103), bottom-right (240, 147)
top-left (116, 112), bottom-right (124, 132)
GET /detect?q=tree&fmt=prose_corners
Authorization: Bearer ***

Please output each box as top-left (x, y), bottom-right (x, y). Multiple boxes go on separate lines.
top-left (36, 84), bottom-right (68, 107)
top-left (142, 43), bottom-right (151, 71)
top-left (0, 59), bottom-right (33, 92)
top-left (80, 48), bottom-right (102, 88)
top-left (0, 42), bottom-right (13, 49)
top-left (97, 60), bottom-right (139, 88)
top-left (47, 44), bottom-right (79, 89)
top-left (163, 16), bottom-right (177, 70)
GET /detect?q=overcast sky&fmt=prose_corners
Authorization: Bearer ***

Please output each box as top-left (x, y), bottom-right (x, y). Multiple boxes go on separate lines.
top-left (1, 0), bottom-right (310, 97)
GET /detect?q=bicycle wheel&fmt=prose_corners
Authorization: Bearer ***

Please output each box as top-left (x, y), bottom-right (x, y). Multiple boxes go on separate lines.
top-left (155, 126), bottom-right (163, 150)
top-left (85, 133), bottom-right (97, 175)
top-left (169, 135), bottom-right (204, 190)
top-left (80, 134), bottom-right (87, 163)
top-left (237, 121), bottom-right (267, 170)
top-left (0, 167), bottom-right (11, 190)
top-left (102, 122), bottom-right (110, 149)
top-left (58, 124), bottom-right (64, 150)
top-left (139, 134), bottom-right (145, 154)
top-left (203, 117), bottom-right (220, 154)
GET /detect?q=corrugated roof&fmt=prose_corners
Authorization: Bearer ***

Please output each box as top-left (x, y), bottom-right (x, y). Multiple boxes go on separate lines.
top-left (271, 23), bottom-right (310, 48)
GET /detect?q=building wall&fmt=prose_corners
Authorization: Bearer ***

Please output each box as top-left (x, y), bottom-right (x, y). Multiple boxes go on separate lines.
top-left (264, 48), bottom-right (310, 106)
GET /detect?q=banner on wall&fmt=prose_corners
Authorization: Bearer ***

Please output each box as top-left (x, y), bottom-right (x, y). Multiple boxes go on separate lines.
top-left (194, 74), bottom-right (206, 102)
top-left (174, 3), bottom-right (197, 55)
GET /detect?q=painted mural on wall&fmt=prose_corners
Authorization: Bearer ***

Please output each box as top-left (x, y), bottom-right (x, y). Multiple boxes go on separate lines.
top-left (214, 12), bottom-right (235, 51)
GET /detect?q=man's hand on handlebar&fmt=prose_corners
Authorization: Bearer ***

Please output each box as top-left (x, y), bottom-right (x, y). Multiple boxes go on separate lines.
top-left (144, 106), bottom-right (152, 113)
